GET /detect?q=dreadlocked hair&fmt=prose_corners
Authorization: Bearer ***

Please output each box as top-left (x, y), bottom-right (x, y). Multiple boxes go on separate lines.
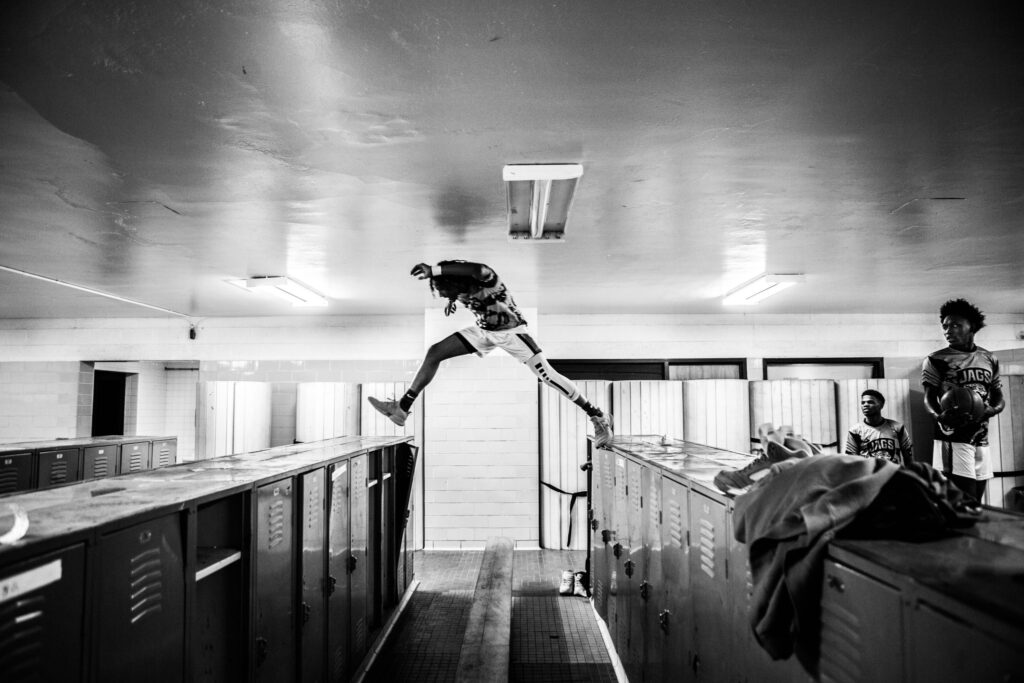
top-left (940, 298), bottom-right (986, 332)
top-left (429, 261), bottom-right (478, 317)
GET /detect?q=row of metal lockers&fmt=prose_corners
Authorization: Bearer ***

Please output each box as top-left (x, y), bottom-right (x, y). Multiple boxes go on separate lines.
top-left (0, 435), bottom-right (177, 494)
top-left (0, 435), bottom-right (416, 683)
top-left (588, 437), bottom-right (1024, 683)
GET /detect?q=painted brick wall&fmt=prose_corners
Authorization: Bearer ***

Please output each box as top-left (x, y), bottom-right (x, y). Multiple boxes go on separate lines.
top-left (0, 361), bottom-right (82, 442)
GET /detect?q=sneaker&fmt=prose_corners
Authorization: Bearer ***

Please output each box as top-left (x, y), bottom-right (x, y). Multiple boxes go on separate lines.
top-left (367, 396), bottom-right (409, 427)
top-left (784, 434), bottom-right (822, 457)
top-left (573, 571), bottom-right (590, 598)
top-left (559, 570), bottom-right (575, 596)
top-left (713, 439), bottom-right (810, 493)
top-left (591, 414), bottom-right (613, 448)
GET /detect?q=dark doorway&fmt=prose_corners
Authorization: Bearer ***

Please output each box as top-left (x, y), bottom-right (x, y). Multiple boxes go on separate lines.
top-left (92, 370), bottom-right (127, 436)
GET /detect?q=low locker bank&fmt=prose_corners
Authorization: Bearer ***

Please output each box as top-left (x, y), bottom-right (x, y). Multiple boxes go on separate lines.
top-left (0, 435), bottom-right (417, 683)
top-left (588, 436), bottom-right (1024, 683)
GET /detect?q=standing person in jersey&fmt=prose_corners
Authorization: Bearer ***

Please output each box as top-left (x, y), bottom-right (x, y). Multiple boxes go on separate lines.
top-left (922, 298), bottom-right (1005, 502)
top-left (367, 260), bottom-right (614, 447)
top-left (844, 389), bottom-right (914, 465)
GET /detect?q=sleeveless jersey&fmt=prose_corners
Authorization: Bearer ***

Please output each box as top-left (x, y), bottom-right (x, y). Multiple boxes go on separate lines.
top-left (458, 267), bottom-right (527, 331)
top-left (922, 345), bottom-right (1001, 446)
top-left (844, 418), bottom-right (913, 465)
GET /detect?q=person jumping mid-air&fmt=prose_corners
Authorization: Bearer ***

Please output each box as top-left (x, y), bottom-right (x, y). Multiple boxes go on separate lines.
top-left (367, 260), bottom-right (614, 447)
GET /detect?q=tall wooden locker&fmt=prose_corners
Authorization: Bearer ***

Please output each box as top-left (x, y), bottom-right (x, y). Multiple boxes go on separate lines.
top-left (300, 469), bottom-right (327, 683)
top-left (254, 478), bottom-right (295, 683)
top-left (326, 460), bottom-right (352, 681)
top-left (0, 451), bottom-right (32, 493)
top-left (540, 380), bottom-right (610, 549)
top-left (988, 374), bottom-right (1024, 509)
top-left (658, 477), bottom-right (691, 681)
top-left (0, 544), bottom-right (86, 682)
top-left (749, 379), bottom-right (839, 453)
top-left (360, 382), bottom-right (416, 438)
top-left (682, 379), bottom-right (751, 453)
top-left (834, 379), bottom-right (913, 451)
top-left (197, 381), bottom-right (272, 459)
top-left (611, 380), bottom-right (685, 439)
top-left (94, 514), bottom-right (185, 683)
top-left (296, 382), bottom-right (360, 442)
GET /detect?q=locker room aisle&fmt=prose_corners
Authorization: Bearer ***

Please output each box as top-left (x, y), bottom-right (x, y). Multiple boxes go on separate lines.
top-left (365, 549), bottom-right (618, 682)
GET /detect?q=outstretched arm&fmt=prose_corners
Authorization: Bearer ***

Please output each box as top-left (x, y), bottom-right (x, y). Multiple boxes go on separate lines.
top-left (410, 261), bottom-right (493, 281)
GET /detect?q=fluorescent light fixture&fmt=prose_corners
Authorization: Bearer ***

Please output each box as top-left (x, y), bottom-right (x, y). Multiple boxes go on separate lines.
top-left (503, 163), bottom-right (583, 241)
top-left (723, 273), bottom-right (805, 306)
top-left (228, 276), bottom-right (328, 307)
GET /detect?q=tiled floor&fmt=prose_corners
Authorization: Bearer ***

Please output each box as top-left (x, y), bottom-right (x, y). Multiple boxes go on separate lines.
top-left (365, 549), bottom-right (618, 683)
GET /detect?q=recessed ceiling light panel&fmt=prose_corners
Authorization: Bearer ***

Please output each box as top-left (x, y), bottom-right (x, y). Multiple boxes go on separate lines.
top-left (503, 163), bottom-right (583, 241)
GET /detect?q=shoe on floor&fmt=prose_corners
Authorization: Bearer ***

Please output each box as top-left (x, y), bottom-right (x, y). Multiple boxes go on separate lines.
top-left (714, 438), bottom-right (811, 493)
top-left (591, 414), bottom-right (613, 448)
top-left (559, 569), bottom-right (575, 596)
top-left (573, 571), bottom-right (589, 598)
top-left (367, 396), bottom-right (409, 427)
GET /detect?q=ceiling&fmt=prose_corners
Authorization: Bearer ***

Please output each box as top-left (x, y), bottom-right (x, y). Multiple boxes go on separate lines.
top-left (1, 0), bottom-right (1023, 320)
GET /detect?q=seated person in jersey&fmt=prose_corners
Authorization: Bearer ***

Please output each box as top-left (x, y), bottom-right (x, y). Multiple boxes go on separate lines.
top-left (844, 389), bottom-right (913, 466)
top-left (366, 260), bottom-right (613, 447)
top-left (922, 298), bottom-right (1004, 502)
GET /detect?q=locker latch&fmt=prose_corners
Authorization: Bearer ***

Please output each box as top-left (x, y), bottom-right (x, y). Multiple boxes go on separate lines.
top-left (826, 574), bottom-right (845, 592)
top-left (302, 602), bottom-right (311, 624)
top-left (256, 637), bottom-right (269, 665)
top-left (602, 529), bottom-right (612, 544)
top-left (624, 559), bottom-right (634, 577)
top-left (613, 542), bottom-right (623, 558)
top-left (580, 462), bottom-right (592, 472)
top-left (591, 519), bottom-right (599, 531)
top-left (640, 580), bottom-right (650, 600)
top-left (325, 575), bottom-right (337, 596)
top-left (347, 556), bottom-right (358, 573)
top-left (658, 609), bottom-right (670, 633)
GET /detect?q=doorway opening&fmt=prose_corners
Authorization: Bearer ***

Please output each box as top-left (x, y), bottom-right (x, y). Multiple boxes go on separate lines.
top-left (92, 370), bottom-right (127, 436)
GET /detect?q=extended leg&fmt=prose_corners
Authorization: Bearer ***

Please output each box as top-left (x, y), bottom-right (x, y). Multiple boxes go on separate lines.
top-left (526, 353), bottom-right (613, 447)
top-left (367, 333), bottom-right (475, 426)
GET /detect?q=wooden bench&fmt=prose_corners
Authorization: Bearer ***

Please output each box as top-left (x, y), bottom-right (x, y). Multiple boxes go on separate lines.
top-left (455, 537), bottom-right (515, 682)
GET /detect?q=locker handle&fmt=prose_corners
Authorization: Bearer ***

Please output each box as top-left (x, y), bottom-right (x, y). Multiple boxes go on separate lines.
top-left (640, 580), bottom-right (650, 600)
top-left (325, 575), bottom-right (337, 596)
top-left (302, 602), bottom-right (311, 624)
top-left (580, 462), bottom-right (592, 472)
top-left (256, 637), bottom-right (269, 665)
top-left (624, 559), bottom-right (634, 577)
top-left (826, 574), bottom-right (845, 592)
top-left (383, 473), bottom-right (392, 480)
top-left (591, 519), bottom-right (599, 531)
top-left (613, 542), bottom-right (623, 558)
top-left (347, 556), bottom-right (358, 573)
top-left (658, 609), bottom-right (670, 633)
top-left (368, 478), bottom-right (380, 488)
top-left (601, 529), bottom-right (612, 544)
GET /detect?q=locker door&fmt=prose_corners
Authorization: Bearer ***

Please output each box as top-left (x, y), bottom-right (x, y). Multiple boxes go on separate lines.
top-left (152, 439), bottom-right (178, 468)
top-left (331, 462), bottom-right (356, 679)
top-left (0, 452), bottom-right (32, 493)
top-left (326, 460), bottom-right (352, 681)
top-left (300, 470), bottom-right (327, 683)
top-left (689, 489), bottom-right (730, 682)
top-left (908, 601), bottom-right (1023, 683)
top-left (349, 453), bottom-right (369, 665)
top-left (381, 448), bottom-right (395, 608)
top-left (0, 544), bottom-right (86, 682)
top-left (120, 441), bottom-right (152, 473)
top-left (83, 445), bottom-right (118, 480)
top-left (255, 478), bottom-right (296, 683)
top-left (95, 514), bottom-right (185, 683)
top-left (623, 459), bottom-right (644, 681)
top-left (641, 466), bottom-right (663, 683)
top-left (590, 447), bottom-right (615, 621)
top-left (607, 455), bottom-right (628, 649)
top-left (819, 559), bottom-right (903, 683)
top-left (659, 477), bottom-right (690, 682)
top-left (37, 448), bottom-right (81, 488)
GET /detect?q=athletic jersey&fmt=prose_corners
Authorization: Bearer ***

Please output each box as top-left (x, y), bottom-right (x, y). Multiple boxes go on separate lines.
top-left (844, 418), bottom-right (913, 466)
top-left (458, 266), bottom-right (527, 331)
top-left (922, 345), bottom-right (1001, 445)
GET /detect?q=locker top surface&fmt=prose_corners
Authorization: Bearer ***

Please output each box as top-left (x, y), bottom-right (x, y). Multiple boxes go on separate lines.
top-left (0, 435), bottom-right (411, 563)
top-left (0, 435), bottom-right (177, 454)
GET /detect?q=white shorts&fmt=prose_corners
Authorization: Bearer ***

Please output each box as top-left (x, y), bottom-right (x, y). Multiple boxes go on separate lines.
top-left (455, 325), bottom-right (542, 363)
top-left (933, 441), bottom-right (992, 481)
